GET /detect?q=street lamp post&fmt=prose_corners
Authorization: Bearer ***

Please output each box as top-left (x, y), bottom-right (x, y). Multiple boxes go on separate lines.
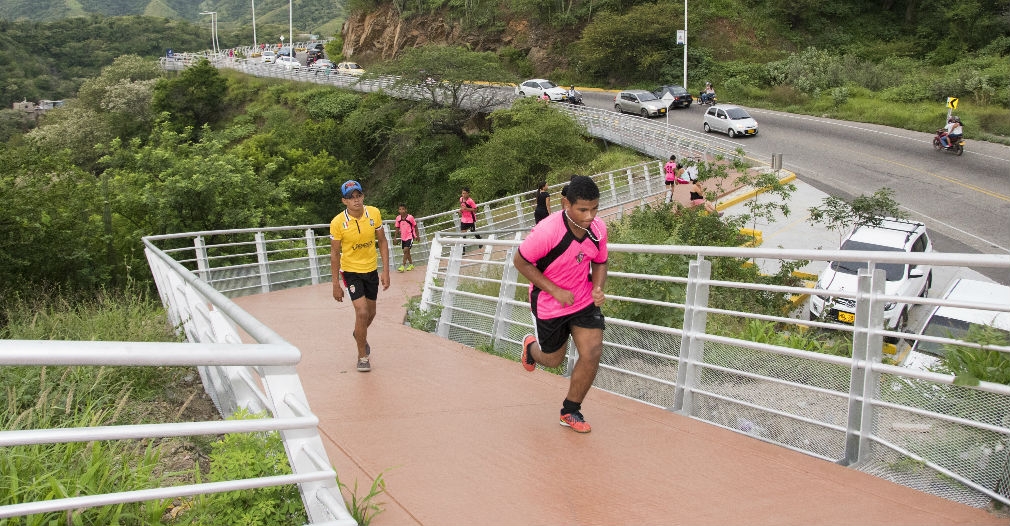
top-left (288, 0), bottom-right (293, 55)
top-left (199, 11), bottom-right (218, 55)
top-left (252, 0), bottom-right (258, 48)
top-left (683, 0), bottom-right (688, 89)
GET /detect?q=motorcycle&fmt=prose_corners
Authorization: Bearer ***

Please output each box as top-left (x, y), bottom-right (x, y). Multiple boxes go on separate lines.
top-left (697, 91), bottom-right (717, 106)
top-left (564, 90), bottom-right (584, 105)
top-left (933, 129), bottom-right (965, 156)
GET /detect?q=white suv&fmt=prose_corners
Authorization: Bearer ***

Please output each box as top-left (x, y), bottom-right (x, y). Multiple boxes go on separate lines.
top-left (809, 218), bottom-right (933, 338)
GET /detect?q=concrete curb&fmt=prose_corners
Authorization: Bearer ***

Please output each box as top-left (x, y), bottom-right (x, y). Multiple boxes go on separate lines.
top-left (717, 171), bottom-right (798, 212)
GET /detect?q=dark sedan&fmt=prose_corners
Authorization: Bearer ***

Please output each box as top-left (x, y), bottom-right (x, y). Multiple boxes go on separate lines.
top-left (654, 85), bottom-right (693, 109)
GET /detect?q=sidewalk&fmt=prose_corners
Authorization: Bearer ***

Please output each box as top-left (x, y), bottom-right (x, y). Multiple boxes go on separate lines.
top-left (234, 263), bottom-right (1004, 525)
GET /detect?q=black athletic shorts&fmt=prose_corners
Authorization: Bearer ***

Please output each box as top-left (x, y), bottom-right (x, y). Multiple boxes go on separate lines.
top-left (401, 239), bottom-right (413, 250)
top-left (460, 222), bottom-right (476, 232)
top-left (342, 270), bottom-right (379, 301)
top-left (535, 303), bottom-right (605, 354)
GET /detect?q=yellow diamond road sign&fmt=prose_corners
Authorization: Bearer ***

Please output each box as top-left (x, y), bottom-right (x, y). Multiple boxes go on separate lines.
top-left (947, 97), bottom-right (959, 109)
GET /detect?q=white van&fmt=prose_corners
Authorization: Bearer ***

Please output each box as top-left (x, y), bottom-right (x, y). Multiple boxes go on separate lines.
top-left (902, 278), bottom-right (1010, 371)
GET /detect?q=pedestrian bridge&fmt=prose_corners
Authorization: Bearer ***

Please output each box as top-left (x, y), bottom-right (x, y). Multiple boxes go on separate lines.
top-left (2, 54), bottom-right (1009, 525)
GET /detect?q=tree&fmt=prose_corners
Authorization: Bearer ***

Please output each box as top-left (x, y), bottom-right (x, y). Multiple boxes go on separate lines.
top-left (573, 4), bottom-right (679, 83)
top-left (448, 97), bottom-right (596, 199)
top-left (151, 59), bottom-right (228, 137)
top-left (364, 45), bottom-right (517, 136)
top-left (0, 144), bottom-right (109, 291)
top-left (808, 187), bottom-right (905, 245)
top-left (76, 54), bottom-right (161, 140)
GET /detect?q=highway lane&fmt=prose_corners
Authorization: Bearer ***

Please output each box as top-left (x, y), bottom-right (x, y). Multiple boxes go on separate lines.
top-left (581, 89), bottom-right (1010, 263)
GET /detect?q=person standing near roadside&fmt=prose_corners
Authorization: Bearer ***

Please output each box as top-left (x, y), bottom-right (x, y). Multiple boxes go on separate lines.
top-left (664, 155), bottom-right (681, 204)
top-left (331, 180), bottom-right (391, 372)
top-left (515, 175), bottom-right (608, 433)
top-left (459, 187), bottom-right (482, 247)
top-left (394, 204), bottom-right (418, 272)
top-left (533, 180), bottom-right (551, 224)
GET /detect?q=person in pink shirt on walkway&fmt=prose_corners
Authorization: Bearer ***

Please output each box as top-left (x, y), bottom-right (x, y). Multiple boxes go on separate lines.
top-left (514, 175), bottom-right (608, 433)
top-left (394, 204), bottom-right (418, 272)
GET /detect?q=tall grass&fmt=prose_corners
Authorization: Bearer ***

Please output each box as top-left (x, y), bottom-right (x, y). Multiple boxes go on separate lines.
top-left (0, 284), bottom-right (195, 524)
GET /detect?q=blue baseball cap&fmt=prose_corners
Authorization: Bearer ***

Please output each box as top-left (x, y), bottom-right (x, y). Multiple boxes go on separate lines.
top-left (341, 180), bottom-right (363, 197)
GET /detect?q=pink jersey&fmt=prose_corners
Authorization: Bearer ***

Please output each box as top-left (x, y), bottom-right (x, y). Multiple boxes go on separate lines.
top-left (518, 211), bottom-right (608, 320)
top-left (664, 160), bottom-right (678, 182)
top-left (460, 197), bottom-right (477, 223)
top-left (395, 214), bottom-right (416, 241)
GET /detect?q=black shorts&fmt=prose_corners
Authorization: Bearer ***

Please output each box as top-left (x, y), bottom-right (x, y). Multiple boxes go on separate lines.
top-left (665, 180), bottom-right (676, 186)
top-left (401, 239), bottom-right (413, 250)
top-left (342, 270), bottom-right (379, 301)
top-left (534, 303), bottom-right (605, 354)
top-left (460, 222), bottom-right (476, 232)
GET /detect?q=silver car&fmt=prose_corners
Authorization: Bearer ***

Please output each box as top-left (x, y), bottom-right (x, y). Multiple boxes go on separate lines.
top-left (614, 90), bottom-right (668, 118)
top-left (702, 104), bottom-right (758, 137)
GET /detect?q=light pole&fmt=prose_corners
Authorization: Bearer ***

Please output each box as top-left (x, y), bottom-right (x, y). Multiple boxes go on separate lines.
top-left (288, 0), bottom-right (293, 54)
top-left (683, 0), bottom-right (688, 89)
top-left (199, 11), bottom-right (219, 54)
top-left (251, 0), bottom-right (258, 48)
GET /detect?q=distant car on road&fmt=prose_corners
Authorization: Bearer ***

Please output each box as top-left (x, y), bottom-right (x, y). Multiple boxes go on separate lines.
top-left (653, 85), bottom-right (693, 109)
top-left (276, 56), bottom-right (301, 70)
top-left (261, 50), bottom-right (276, 63)
top-left (702, 104), bottom-right (758, 137)
top-left (336, 62), bottom-right (365, 75)
top-left (902, 278), bottom-right (1010, 371)
top-left (515, 79), bottom-right (567, 101)
top-left (309, 59), bottom-right (335, 72)
top-left (614, 90), bottom-right (668, 118)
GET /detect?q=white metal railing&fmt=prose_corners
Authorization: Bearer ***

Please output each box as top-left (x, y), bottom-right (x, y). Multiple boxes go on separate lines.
top-left (419, 233), bottom-right (1010, 509)
top-left (141, 159), bottom-right (749, 298)
top-left (0, 241), bottom-right (357, 525)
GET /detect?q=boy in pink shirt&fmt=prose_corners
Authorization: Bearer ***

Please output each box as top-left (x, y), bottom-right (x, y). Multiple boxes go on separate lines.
top-left (394, 204), bottom-right (418, 272)
top-left (514, 175), bottom-right (608, 433)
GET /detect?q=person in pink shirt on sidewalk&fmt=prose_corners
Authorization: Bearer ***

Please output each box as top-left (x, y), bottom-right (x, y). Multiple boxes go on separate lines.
top-left (394, 204), bottom-right (418, 272)
top-left (514, 175), bottom-right (608, 433)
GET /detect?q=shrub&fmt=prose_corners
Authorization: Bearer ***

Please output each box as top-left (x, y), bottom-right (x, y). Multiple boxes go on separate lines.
top-left (199, 409), bottom-right (308, 524)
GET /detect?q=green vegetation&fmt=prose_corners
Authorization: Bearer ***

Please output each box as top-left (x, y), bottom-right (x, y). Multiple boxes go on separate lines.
top-left (336, 469), bottom-right (388, 525)
top-left (198, 409), bottom-right (308, 524)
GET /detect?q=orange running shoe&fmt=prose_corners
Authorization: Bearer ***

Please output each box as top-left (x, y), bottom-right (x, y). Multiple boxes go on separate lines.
top-left (521, 334), bottom-right (537, 372)
top-left (560, 411), bottom-right (591, 433)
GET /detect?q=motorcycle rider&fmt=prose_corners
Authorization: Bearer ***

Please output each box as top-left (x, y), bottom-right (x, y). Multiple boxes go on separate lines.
top-left (941, 116), bottom-right (963, 148)
top-left (700, 82), bottom-right (716, 104)
top-left (567, 85), bottom-right (580, 103)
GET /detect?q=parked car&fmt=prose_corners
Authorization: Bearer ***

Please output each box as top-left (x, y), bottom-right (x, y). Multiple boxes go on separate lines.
top-left (902, 278), bottom-right (1010, 371)
top-left (614, 90), bottom-right (668, 118)
top-left (809, 218), bottom-right (933, 340)
top-left (276, 56), bottom-right (301, 70)
top-left (261, 50), bottom-right (276, 63)
top-left (653, 85), bottom-right (693, 109)
top-left (702, 105), bottom-right (758, 137)
top-left (336, 62), bottom-right (365, 75)
top-left (515, 79), bottom-right (567, 101)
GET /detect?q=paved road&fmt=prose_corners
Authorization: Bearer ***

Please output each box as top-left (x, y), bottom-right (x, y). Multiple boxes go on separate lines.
top-left (581, 90), bottom-right (1010, 263)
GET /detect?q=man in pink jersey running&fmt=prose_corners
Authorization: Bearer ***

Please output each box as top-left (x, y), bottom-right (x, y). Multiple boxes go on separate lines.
top-left (514, 175), bottom-right (608, 433)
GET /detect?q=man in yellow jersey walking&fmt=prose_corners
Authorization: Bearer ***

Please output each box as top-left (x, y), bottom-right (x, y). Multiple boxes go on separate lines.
top-left (330, 180), bottom-right (391, 372)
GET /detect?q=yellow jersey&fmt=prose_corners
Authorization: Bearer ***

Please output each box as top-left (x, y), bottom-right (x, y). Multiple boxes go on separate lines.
top-left (330, 206), bottom-right (383, 273)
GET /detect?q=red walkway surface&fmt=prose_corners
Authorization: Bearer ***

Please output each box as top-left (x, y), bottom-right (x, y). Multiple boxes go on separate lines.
top-left (235, 267), bottom-right (1005, 526)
